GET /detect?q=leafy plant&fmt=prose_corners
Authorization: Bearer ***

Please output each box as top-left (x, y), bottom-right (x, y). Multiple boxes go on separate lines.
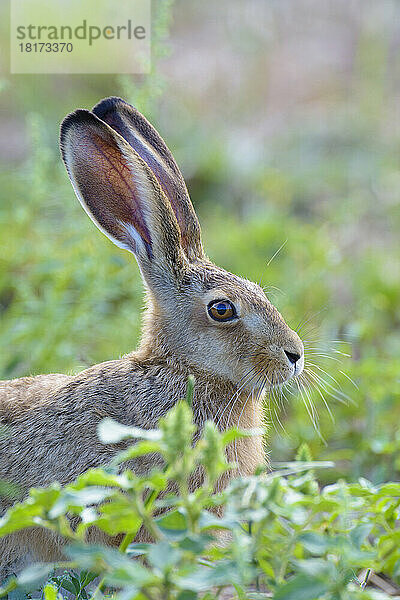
top-left (1, 394), bottom-right (400, 600)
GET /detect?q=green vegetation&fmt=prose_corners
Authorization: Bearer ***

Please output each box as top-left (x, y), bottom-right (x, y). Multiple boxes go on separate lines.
top-left (1, 400), bottom-right (400, 600)
top-left (1, 0), bottom-right (400, 597)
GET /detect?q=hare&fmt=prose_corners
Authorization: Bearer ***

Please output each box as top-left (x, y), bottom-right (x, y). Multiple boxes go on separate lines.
top-left (0, 97), bottom-right (304, 575)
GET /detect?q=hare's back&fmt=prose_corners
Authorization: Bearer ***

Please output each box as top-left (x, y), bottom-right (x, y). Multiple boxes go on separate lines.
top-left (0, 358), bottom-right (166, 499)
top-left (0, 373), bottom-right (74, 423)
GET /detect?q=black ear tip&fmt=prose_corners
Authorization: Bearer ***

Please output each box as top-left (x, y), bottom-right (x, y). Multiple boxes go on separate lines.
top-left (59, 109), bottom-right (100, 157)
top-left (60, 108), bottom-right (92, 135)
top-left (92, 96), bottom-right (134, 119)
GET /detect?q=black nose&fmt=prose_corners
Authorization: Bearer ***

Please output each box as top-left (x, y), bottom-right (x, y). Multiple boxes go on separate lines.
top-left (284, 350), bottom-right (301, 365)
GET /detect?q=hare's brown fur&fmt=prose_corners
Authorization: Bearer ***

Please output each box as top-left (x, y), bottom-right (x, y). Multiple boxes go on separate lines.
top-left (0, 331), bottom-right (263, 568)
top-left (0, 98), bottom-right (303, 576)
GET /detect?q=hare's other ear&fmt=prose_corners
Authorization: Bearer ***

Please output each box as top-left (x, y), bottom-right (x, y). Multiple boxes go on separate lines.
top-left (92, 97), bottom-right (204, 262)
top-left (60, 109), bottom-right (184, 285)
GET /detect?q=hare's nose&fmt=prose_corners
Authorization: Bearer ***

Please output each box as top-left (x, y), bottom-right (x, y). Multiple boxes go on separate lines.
top-left (284, 350), bottom-right (301, 365)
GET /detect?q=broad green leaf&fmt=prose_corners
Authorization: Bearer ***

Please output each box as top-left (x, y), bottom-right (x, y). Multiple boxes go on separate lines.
top-left (65, 544), bottom-right (153, 588)
top-left (177, 591), bottom-right (198, 600)
top-left (48, 487), bottom-right (114, 518)
top-left (147, 541), bottom-right (182, 571)
top-left (222, 427), bottom-right (265, 445)
top-left (177, 561), bottom-right (243, 591)
top-left (377, 483), bottom-right (400, 497)
top-left (95, 509), bottom-right (142, 536)
top-left (273, 574), bottom-right (329, 600)
top-left (59, 578), bottom-right (78, 595)
top-left (97, 418), bottom-right (161, 444)
top-left (298, 532), bottom-right (331, 556)
top-left (198, 510), bottom-right (234, 531)
top-left (291, 558), bottom-right (337, 579)
top-left (0, 577), bottom-right (17, 598)
top-left (349, 523), bottom-right (373, 548)
top-left (111, 441), bottom-right (163, 465)
top-left (156, 508), bottom-right (188, 538)
top-left (72, 469), bottom-right (132, 489)
top-left (178, 533), bottom-right (213, 554)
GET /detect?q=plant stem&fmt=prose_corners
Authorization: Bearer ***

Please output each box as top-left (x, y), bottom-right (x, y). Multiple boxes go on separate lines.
top-left (91, 486), bottom-right (162, 598)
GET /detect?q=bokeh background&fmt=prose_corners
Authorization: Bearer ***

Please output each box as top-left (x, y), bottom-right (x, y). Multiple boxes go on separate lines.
top-left (0, 0), bottom-right (399, 485)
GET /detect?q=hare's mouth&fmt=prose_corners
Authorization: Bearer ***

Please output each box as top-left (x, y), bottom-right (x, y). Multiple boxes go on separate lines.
top-left (241, 356), bottom-right (304, 394)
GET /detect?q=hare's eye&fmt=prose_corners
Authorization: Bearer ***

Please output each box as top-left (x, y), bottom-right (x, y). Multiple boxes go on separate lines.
top-left (207, 299), bottom-right (237, 322)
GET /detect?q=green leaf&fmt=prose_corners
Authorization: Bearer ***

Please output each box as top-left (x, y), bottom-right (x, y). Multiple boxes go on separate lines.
top-left (156, 508), bottom-right (188, 539)
top-left (0, 486), bottom-right (61, 535)
top-left (59, 578), bottom-right (78, 595)
top-left (17, 564), bottom-right (54, 591)
top-left (179, 533), bottom-right (213, 554)
top-left (185, 375), bottom-right (195, 407)
top-left (198, 510), bottom-right (234, 531)
top-left (72, 469), bottom-right (131, 489)
top-left (377, 483), bottom-right (400, 496)
top-left (80, 570), bottom-right (98, 587)
top-left (66, 544), bottom-right (153, 587)
top-left (126, 542), bottom-right (151, 557)
top-left (299, 532), bottom-right (331, 556)
top-left (177, 591), bottom-right (198, 600)
top-left (95, 504), bottom-right (142, 536)
top-left (291, 559), bottom-right (336, 579)
top-left (221, 427), bottom-right (265, 446)
top-left (0, 577), bottom-right (17, 598)
top-left (97, 418), bottom-right (161, 444)
top-left (177, 561), bottom-right (243, 591)
top-left (111, 441), bottom-right (163, 465)
top-left (48, 487), bottom-right (114, 518)
top-left (349, 523), bottom-right (373, 548)
top-left (273, 574), bottom-right (329, 600)
top-left (147, 541), bottom-right (182, 571)
top-left (159, 401), bottom-right (197, 460)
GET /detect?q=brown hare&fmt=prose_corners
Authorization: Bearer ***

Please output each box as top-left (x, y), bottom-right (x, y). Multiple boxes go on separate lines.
top-left (0, 97), bottom-right (304, 576)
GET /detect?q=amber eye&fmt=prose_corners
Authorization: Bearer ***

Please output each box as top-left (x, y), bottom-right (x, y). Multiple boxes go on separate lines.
top-left (207, 299), bottom-right (237, 322)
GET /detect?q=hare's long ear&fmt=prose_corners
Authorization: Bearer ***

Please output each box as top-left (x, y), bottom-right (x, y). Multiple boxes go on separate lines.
top-left (60, 109), bottom-right (185, 287)
top-left (92, 97), bottom-right (204, 262)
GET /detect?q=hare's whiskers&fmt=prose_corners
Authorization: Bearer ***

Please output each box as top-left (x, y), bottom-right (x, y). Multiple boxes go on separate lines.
top-left (268, 373), bottom-right (287, 434)
top-left (295, 378), bottom-right (315, 428)
top-left (304, 351), bottom-right (341, 363)
top-left (339, 369), bottom-right (359, 389)
top-left (295, 307), bottom-right (328, 335)
top-left (306, 362), bottom-right (353, 404)
top-left (212, 366), bottom-right (257, 426)
top-left (220, 366), bottom-right (263, 429)
top-left (214, 365), bottom-right (263, 429)
top-left (296, 378), bottom-right (325, 442)
top-left (300, 369), bottom-right (334, 422)
top-left (213, 363), bottom-right (260, 420)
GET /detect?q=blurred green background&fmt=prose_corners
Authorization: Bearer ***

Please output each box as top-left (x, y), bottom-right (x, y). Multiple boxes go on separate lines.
top-left (0, 1), bottom-right (399, 486)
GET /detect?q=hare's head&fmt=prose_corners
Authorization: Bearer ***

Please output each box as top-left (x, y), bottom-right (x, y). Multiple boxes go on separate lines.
top-left (60, 97), bottom-right (303, 394)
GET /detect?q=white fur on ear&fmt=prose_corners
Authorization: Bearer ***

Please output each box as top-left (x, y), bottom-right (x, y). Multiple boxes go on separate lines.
top-left (117, 220), bottom-right (148, 257)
